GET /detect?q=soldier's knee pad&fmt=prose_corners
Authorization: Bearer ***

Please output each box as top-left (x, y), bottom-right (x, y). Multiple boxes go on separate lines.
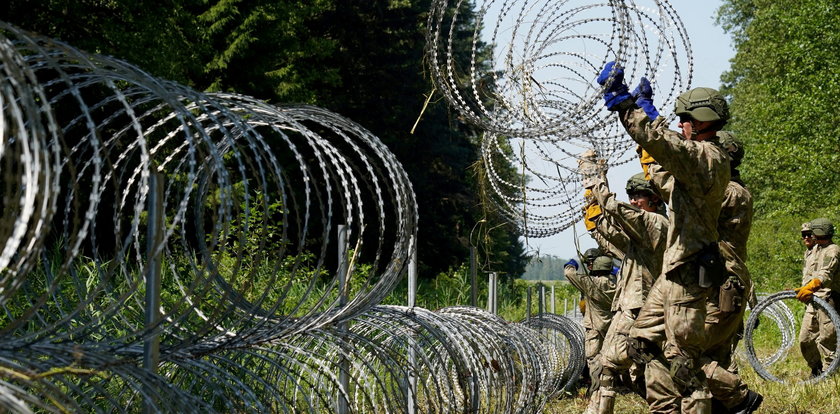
top-left (599, 368), bottom-right (616, 388)
top-left (669, 356), bottom-right (704, 395)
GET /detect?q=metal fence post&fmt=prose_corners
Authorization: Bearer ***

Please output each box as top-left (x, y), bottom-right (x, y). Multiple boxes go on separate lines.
top-left (487, 272), bottom-right (497, 315)
top-left (538, 283), bottom-right (545, 319)
top-left (144, 171), bottom-right (164, 413)
top-left (526, 286), bottom-right (532, 319)
top-left (337, 225), bottom-right (350, 414)
top-left (551, 285), bottom-right (556, 313)
top-left (407, 236), bottom-right (417, 414)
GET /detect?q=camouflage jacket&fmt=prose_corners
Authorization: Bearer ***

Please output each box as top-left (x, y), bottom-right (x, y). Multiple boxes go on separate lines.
top-left (590, 176), bottom-right (668, 312)
top-left (564, 265), bottom-right (616, 334)
top-left (591, 213), bottom-right (629, 260)
top-left (618, 107), bottom-right (730, 274)
top-left (803, 242), bottom-right (840, 298)
top-left (719, 179), bottom-right (755, 303)
top-left (719, 180), bottom-right (753, 262)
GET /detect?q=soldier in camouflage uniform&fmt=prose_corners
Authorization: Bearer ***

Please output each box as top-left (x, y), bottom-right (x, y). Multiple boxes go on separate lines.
top-left (635, 132), bottom-right (762, 413)
top-left (796, 218), bottom-right (840, 376)
top-left (597, 63), bottom-right (730, 413)
top-left (700, 131), bottom-right (762, 413)
top-left (580, 170), bottom-right (668, 414)
top-left (565, 254), bottom-right (617, 399)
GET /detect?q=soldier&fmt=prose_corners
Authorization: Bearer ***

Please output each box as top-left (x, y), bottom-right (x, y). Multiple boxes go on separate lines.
top-left (630, 99), bottom-right (762, 414)
top-left (565, 254), bottom-right (617, 399)
top-left (580, 169), bottom-right (668, 414)
top-left (597, 62), bottom-right (730, 413)
top-left (699, 131), bottom-right (762, 413)
top-left (796, 218), bottom-right (840, 377)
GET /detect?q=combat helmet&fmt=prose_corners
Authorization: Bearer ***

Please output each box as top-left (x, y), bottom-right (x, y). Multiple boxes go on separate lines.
top-left (583, 248), bottom-right (602, 263)
top-left (717, 131), bottom-right (745, 168)
top-left (810, 218), bottom-right (834, 238)
top-left (675, 87), bottom-right (729, 124)
top-left (590, 256), bottom-right (614, 274)
top-left (625, 172), bottom-right (657, 197)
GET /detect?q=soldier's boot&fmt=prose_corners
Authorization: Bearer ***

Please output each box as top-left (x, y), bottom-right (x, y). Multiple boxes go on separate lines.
top-left (583, 389), bottom-right (600, 414)
top-left (730, 390), bottom-right (763, 414)
top-left (681, 394), bottom-right (711, 414)
top-left (597, 389), bottom-right (615, 414)
top-left (809, 365), bottom-right (822, 379)
top-left (596, 371), bottom-right (617, 414)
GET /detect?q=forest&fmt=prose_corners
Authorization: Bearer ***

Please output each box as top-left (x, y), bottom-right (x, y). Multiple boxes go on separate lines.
top-left (4, 0), bottom-right (840, 293)
top-left (3, 0), bottom-right (529, 283)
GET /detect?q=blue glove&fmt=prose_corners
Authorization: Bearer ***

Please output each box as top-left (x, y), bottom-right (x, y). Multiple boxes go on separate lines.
top-left (611, 266), bottom-right (620, 276)
top-left (564, 259), bottom-right (579, 270)
top-left (632, 77), bottom-right (660, 120)
top-left (597, 61), bottom-right (631, 110)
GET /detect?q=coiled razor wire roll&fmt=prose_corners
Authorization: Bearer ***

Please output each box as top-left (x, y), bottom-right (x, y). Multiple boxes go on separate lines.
top-left (0, 22), bottom-right (417, 411)
top-left (738, 292), bottom-right (797, 367)
top-left (0, 21), bottom-right (592, 413)
top-left (426, 0), bottom-right (693, 236)
top-left (520, 313), bottom-right (586, 395)
top-left (744, 291), bottom-right (840, 384)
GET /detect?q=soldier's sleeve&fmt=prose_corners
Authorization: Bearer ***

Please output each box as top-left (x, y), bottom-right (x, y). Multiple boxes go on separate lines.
top-left (564, 266), bottom-right (586, 292)
top-left (618, 106), bottom-right (716, 184)
top-left (811, 245), bottom-right (840, 289)
top-left (591, 174), bottom-right (659, 249)
top-left (592, 216), bottom-right (629, 257)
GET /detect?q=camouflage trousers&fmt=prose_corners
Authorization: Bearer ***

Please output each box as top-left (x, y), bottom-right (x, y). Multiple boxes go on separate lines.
top-left (630, 263), bottom-right (711, 360)
top-left (585, 326), bottom-right (607, 395)
top-left (799, 302), bottom-right (837, 371)
top-left (593, 308), bottom-right (645, 413)
top-left (630, 264), bottom-right (750, 412)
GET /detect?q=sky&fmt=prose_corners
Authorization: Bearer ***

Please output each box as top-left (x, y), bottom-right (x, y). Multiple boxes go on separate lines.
top-left (520, 0), bottom-right (737, 261)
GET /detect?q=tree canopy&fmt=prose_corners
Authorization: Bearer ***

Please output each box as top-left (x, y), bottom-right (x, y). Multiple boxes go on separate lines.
top-left (4, 0), bottom-right (529, 279)
top-left (717, 0), bottom-right (840, 288)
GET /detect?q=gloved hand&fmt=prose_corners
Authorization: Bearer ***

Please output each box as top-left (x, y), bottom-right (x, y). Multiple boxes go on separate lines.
top-left (611, 266), bottom-right (620, 276)
top-left (578, 149), bottom-right (602, 189)
top-left (584, 203), bottom-right (602, 231)
top-left (564, 258), bottom-right (579, 270)
top-left (579, 299), bottom-right (586, 314)
top-left (795, 278), bottom-right (823, 302)
top-left (636, 145), bottom-right (656, 180)
top-left (631, 77), bottom-right (660, 120)
top-left (597, 61), bottom-right (632, 110)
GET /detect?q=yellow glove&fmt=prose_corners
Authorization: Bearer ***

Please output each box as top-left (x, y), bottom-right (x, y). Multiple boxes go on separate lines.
top-left (637, 145), bottom-right (656, 180)
top-left (584, 203), bottom-right (602, 231)
top-left (579, 299), bottom-right (586, 314)
top-left (795, 278), bottom-right (823, 302)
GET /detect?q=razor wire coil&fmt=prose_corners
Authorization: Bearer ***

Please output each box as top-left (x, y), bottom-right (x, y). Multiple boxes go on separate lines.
top-left (0, 20), bottom-right (588, 413)
top-left (426, 0), bottom-right (693, 237)
top-left (743, 290), bottom-right (840, 384)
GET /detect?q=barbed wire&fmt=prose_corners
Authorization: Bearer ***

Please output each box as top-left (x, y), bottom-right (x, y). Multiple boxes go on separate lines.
top-left (0, 21), bottom-right (589, 413)
top-left (743, 291), bottom-right (840, 384)
top-left (426, 0), bottom-right (692, 236)
top-left (737, 292), bottom-right (797, 367)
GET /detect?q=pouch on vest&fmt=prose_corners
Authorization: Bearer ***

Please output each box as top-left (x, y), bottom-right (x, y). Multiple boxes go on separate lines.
top-left (719, 276), bottom-right (743, 313)
top-left (696, 243), bottom-right (727, 288)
